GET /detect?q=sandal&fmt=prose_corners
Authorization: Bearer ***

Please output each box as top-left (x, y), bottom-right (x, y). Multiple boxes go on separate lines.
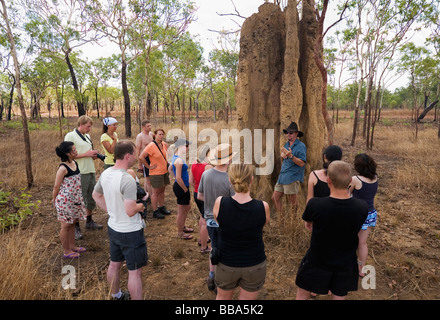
top-left (63, 252), bottom-right (80, 259)
top-left (198, 238), bottom-right (211, 246)
top-left (183, 226), bottom-right (194, 233)
top-left (73, 247), bottom-right (86, 253)
top-left (200, 246), bottom-right (211, 254)
top-left (178, 233), bottom-right (193, 240)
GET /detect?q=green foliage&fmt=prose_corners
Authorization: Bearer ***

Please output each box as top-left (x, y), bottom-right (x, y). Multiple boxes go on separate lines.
top-left (0, 188), bottom-right (40, 230)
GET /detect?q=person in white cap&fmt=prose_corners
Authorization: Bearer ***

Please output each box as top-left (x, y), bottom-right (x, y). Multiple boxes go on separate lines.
top-left (101, 117), bottom-right (119, 170)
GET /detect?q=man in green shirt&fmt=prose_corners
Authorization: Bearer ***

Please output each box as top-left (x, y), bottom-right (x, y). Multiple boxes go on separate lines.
top-left (65, 115), bottom-right (103, 239)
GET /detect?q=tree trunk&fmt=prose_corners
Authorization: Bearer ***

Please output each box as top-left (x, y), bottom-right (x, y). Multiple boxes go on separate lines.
top-left (1, 0), bottom-right (33, 189)
top-left (121, 59), bottom-right (132, 137)
top-left (65, 52), bottom-right (86, 116)
top-left (313, 0), bottom-right (334, 146)
top-left (7, 72), bottom-right (15, 120)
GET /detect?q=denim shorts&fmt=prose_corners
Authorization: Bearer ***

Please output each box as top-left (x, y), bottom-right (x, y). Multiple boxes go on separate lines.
top-left (215, 260), bottom-right (267, 292)
top-left (108, 227), bottom-right (148, 271)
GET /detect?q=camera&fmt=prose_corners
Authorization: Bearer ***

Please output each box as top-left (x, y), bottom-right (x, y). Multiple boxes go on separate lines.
top-left (136, 182), bottom-right (148, 219)
top-left (210, 247), bottom-right (221, 265)
top-left (96, 153), bottom-right (106, 161)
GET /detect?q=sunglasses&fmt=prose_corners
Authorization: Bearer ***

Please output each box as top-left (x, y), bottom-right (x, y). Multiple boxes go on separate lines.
top-left (285, 131), bottom-right (296, 134)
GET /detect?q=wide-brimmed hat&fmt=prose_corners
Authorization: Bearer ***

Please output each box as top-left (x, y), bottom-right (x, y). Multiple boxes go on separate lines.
top-left (282, 122), bottom-right (303, 137)
top-left (207, 143), bottom-right (237, 166)
top-left (174, 138), bottom-right (191, 149)
top-left (103, 117), bottom-right (117, 126)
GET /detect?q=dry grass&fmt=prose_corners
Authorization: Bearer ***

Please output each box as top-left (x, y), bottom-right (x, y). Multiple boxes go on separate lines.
top-left (0, 109), bottom-right (440, 300)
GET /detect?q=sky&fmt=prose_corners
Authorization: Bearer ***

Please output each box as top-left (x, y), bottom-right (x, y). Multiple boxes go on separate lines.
top-left (83, 0), bottom-right (430, 91)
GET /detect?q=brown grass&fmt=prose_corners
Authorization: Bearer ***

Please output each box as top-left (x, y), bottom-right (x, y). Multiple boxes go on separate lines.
top-left (0, 109), bottom-right (440, 300)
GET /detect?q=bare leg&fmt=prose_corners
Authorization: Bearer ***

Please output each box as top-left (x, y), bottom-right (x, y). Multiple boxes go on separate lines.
top-left (127, 268), bottom-right (143, 300)
top-left (107, 261), bottom-right (122, 295)
top-left (358, 228), bottom-right (370, 276)
top-left (296, 287), bottom-right (311, 300)
top-left (177, 204), bottom-right (191, 236)
top-left (216, 287), bottom-right (234, 300)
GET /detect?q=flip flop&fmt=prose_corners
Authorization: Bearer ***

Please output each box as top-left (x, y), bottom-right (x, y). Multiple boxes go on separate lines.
top-left (200, 246), bottom-right (211, 254)
top-left (73, 247), bottom-right (86, 253)
top-left (63, 252), bottom-right (80, 259)
top-left (183, 226), bottom-right (194, 233)
top-left (178, 233), bottom-right (193, 240)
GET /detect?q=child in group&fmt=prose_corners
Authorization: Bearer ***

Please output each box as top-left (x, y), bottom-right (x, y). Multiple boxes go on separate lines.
top-left (52, 141), bottom-right (87, 259)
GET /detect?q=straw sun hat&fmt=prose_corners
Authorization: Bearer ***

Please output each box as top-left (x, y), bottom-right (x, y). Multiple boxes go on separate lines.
top-left (207, 143), bottom-right (237, 166)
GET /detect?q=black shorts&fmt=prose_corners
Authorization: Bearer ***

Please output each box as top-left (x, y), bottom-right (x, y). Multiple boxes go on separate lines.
top-left (194, 192), bottom-right (204, 218)
top-left (295, 255), bottom-right (359, 297)
top-left (142, 156), bottom-right (150, 177)
top-left (108, 227), bottom-right (148, 271)
top-left (173, 182), bottom-right (190, 205)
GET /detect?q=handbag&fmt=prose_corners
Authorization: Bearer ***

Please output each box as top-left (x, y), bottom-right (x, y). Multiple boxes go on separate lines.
top-left (153, 140), bottom-right (170, 169)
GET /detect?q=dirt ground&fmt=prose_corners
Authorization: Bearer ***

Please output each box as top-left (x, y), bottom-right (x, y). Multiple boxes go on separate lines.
top-left (2, 113), bottom-right (440, 302)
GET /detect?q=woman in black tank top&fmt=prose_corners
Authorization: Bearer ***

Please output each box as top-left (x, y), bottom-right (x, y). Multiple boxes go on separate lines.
top-left (213, 164), bottom-right (270, 300)
top-left (306, 145), bottom-right (343, 202)
top-left (52, 141), bottom-right (87, 259)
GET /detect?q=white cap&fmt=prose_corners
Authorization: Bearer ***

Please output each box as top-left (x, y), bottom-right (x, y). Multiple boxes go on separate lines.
top-left (103, 117), bottom-right (117, 126)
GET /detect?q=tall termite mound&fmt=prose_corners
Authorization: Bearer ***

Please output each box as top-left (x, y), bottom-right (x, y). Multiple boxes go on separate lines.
top-left (236, 0), bottom-right (325, 206)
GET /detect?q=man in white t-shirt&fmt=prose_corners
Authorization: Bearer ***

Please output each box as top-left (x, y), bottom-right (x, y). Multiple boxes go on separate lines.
top-left (93, 140), bottom-right (147, 300)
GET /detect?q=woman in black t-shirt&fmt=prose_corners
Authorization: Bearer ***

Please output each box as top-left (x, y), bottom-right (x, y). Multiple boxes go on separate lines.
top-left (213, 164), bottom-right (270, 300)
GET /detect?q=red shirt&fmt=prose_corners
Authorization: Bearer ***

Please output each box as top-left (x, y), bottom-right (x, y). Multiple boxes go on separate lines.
top-left (191, 161), bottom-right (207, 193)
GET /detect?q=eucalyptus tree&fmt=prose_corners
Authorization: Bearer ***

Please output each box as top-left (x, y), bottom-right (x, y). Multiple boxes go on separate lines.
top-left (0, 0), bottom-right (33, 188)
top-left (340, 0), bottom-right (430, 149)
top-left (162, 32), bottom-right (203, 125)
top-left (129, 0), bottom-right (196, 120)
top-left (88, 55), bottom-right (119, 119)
top-left (24, 0), bottom-right (101, 117)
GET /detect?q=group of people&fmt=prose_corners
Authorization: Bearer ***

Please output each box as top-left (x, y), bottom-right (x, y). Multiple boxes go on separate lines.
top-left (273, 122), bottom-right (378, 300)
top-left (52, 117), bottom-right (378, 300)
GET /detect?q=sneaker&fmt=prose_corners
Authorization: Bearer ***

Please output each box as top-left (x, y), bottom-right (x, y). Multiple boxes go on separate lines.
top-left (75, 225), bottom-right (83, 240)
top-left (86, 220), bottom-right (103, 230)
top-left (112, 290), bottom-right (131, 300)
top-left (207, 276), bottom-right (216, 292)
top-left (153, 210), bottom-right (165, 219)
top-left (159, 206), bottom-right (171, 215)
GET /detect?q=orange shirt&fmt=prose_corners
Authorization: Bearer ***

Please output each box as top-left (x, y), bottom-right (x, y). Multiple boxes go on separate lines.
top-left (141, 141), bottom-right (168, 175)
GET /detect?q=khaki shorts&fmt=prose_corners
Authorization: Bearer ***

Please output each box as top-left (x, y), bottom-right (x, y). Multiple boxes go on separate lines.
top-left (150, 172), bottom-right (170, 189)
top-left (215, 260), bottom-right (267, 292)
top-left (274, 180), bottom-right (300, 195)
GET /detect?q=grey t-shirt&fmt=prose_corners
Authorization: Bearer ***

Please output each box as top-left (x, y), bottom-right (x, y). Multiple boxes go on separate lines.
top-left (198, 168), bottom-right (235, 221)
